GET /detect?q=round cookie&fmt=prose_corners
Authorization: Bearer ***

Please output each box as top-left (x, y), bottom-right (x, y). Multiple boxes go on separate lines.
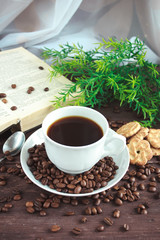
top-left (127, 138), bottom-right (153, 166)
top-left (116, 121), bottom-right (141, 138)
top-left (147, 129), bottom-right (160, 148)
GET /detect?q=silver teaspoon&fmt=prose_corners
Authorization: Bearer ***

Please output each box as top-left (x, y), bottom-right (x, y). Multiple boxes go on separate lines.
top-left (0, 131), bottom-right (25, 162)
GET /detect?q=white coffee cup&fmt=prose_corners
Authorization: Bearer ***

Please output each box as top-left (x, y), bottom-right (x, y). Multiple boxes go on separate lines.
top-left (42, 106), bottom-right (126, 174)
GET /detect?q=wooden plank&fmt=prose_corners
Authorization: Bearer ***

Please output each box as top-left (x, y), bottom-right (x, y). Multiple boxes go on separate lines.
top-left (0, 105), bottom-right (160, 240)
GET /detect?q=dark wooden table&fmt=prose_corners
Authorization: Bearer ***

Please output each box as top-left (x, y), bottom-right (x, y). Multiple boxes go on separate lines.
top-left (0, 104), bottom-right (160, 240)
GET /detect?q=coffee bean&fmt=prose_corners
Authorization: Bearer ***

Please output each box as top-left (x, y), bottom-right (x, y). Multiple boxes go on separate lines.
top-left (80, 217), bottom-right (87, 224)
top-left (128, 170), bottom-right (136, 176)
top-left (91, 207), bottom-right (97, 215)
top-left (104, 217), bottom-right (113, 226)
top-left (35, 174), bottom-right (43, 180)
top-left (51, 225), bottom-right (61, 233)
top-left (141, 209), bottom-right (148, 215)
top-left (1, 207), bottom-right (9, 212)
top-left (140, 174), bottom-right (147, 180)
top-left (113, 209), bottom-right (120, 218)
top-left (136, 172), bottom-right (142, 178)
top-left (123, 224), bottom-right (129, 231)
top-left (3, 202), bottom-right (12, 208)
top-left (81, 198), bottom-right (90, 205)
top-left (67, 184), bottom-right (75, 189)
top-left (150, 176), bottom-right (156, 182)
top-left (94, 198), bottom-right (101, 206)
top-left (85, 207), bottom-right (92, 215)
top-left (103, 197), bottom-right (110, 203)
top-left (71, 227), bottom-right (81, 235)
top-left (145, 168), bottom-right (151, 176)
top-left (123, 174), bottom-right (130, 180)
top-left (148, 186), bottom-right (156, 192)
top-left (155, 168), bottom-right (160, 174)
top-left (96, 225), bottom-right (105, 232)
top-left (62, 197), bottom-right (70, 204)
top-left (0, 166), bottom-right (6, 173)
top-left (26, 207), bottom-right (35, 214)
top-left (11, 84), bottom-right (16, 89)
top-left (51, 202), bottom-right (60, 208)
top-left (96, 206), bottom-right (103, 214)
top-left (13, 194), bottom-right (22, 201)
top-left (64, 211), bottom-right (75, 216)
top-left (10, 106), bottom-right (17, 111)
top-left (56, 183), bottom-right (66, 189)
top-left (40, 193), bottom-right (48, 199)
top-left (74, 185), bottom-right (82, 194)
top-left (129, 176), bottom-right (136, 182)
top-left (2, 98), bottom-right (7, 103)
top-left (39, 66), bottom-right (44, 70)
top-left (25, 201), bottom-right (34, 207)
top-left (40, 210), bottom-right (47, 216)
top-left (127, 195), bottom-right (135, 202)
top-left (0, 180), bottom-right (7, 186)
top-left (138, 204), bottom-right (145, 209)
top-left (43, 200), bottom-right (51, 208)
top-left (149, 182), bottom-right (157, 187)
top-left (28, 86), bottom-right (35, 91)
top-left (0, 93), bottom-right (7, 98)
top-left (115, 198), bottom-right (123, 206)
top-left (71, 199), bottom-right (79, 206)
top-left (44, 87), bottom-right (49, 91)
top-left (138, 183), bottom-right (145, 190)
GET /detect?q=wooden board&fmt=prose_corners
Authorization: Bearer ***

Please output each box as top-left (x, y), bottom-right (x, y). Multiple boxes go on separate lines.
top-left (0, 104), bottom-right (160, 240)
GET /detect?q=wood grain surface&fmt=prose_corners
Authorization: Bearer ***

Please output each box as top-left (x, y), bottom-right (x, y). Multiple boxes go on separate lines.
top-left (0, 104), bottom-right (160, 240)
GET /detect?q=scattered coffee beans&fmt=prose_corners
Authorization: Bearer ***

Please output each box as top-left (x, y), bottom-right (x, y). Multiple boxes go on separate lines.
top-left (136, 204), bottom-right (148, 215)
top-left (27, 86), bottom-right (35, 94)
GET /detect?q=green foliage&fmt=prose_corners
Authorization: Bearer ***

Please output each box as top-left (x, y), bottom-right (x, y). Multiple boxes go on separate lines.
top-left (42, 38), bottom-right (160, 127)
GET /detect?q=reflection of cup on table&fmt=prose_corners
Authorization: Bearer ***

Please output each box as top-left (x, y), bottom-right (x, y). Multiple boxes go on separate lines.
top-left (42, 106), bottom-right (126, 174)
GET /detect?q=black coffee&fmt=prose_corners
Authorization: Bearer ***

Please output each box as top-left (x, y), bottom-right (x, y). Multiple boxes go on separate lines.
top-left (47, 116), bottom-right (103, 146)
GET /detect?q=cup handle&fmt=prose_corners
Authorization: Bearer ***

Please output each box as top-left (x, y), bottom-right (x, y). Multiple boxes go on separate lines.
top-left (101, 129), bottom-right (126, 157)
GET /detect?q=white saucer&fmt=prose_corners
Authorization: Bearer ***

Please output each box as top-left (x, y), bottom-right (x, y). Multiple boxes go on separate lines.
top-left (20, 128), bottom-right (129, 197)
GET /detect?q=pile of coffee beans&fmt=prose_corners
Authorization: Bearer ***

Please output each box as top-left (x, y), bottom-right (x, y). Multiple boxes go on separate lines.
top-left (27, 143), bottom-right (119, 194)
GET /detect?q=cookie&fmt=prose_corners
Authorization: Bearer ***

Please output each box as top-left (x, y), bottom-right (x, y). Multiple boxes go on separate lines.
top-left (128, 127), bottom-right (149, 143)
top-left (127, 138), bottom-right (153, 166)
top-left (151, 147), bottom-right (160, 156)
top-left (116, 121), bottom-right (141, 138)
top-left (147, 129), bottom-right (160, 148)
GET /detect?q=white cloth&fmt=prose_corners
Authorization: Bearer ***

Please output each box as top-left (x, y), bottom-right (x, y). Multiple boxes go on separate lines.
top-left (0, 0), bottom-right (160, 63)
